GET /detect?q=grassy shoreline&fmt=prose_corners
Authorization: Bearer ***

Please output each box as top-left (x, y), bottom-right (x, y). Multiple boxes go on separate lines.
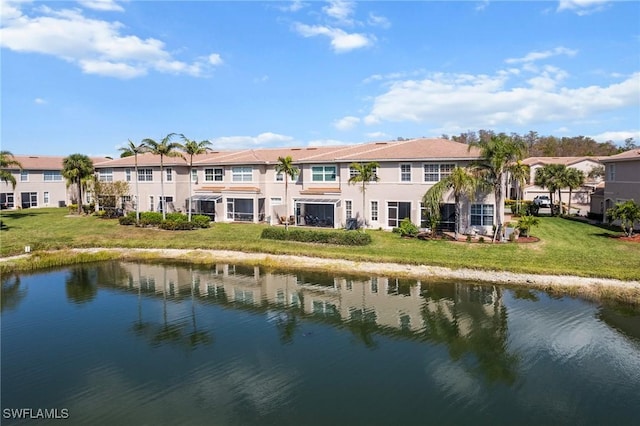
top-left (1, 208), bottom-right (639, 283)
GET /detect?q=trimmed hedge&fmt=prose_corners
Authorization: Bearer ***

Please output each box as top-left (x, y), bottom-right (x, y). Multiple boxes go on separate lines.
top-left (120, 211), bottom-right (210, 229)
top-left (261, 227), bottom-right (372, 246)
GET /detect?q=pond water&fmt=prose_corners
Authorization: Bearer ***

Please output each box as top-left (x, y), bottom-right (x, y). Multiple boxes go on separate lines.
top-left (2, 261), bottom-right (640, 425)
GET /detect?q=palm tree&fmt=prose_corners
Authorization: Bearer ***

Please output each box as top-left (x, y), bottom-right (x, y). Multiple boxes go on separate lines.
top-left (274, 156), bottom-right (299, 230)
top-left (61, 154), bottom-right (94, 214)
top-left (469, 134), bottom-right (526, 238)
top-left (534, 164), bottom-right (566, 216)
top-left (422, 166), bottom-right (479, 240)
top-left (508, 160), bottom-right (530, 216)
top-left (180, 136), bottom-right (212, 222)
top-left (0, 151), bottom-right (22, 189)
top-left (119, 140), bottom-right (147, 223)
top-left (348, 161), bottom-right (380, 231)
top-left (565, 168), bottom-right (585, 216)
top-left (142, 133), bottom-right (185, 220)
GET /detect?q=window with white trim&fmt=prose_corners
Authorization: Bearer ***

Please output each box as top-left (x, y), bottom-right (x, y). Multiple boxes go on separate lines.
top-left (423, 163), bottom-right (455, 182)
top-left (345, 200), bottom-right (352, 219)
top-left (205, 168), bottom-right (224, 182)
top-left (400, 164), bottom-right (411, 182)
top-left (1, 193), bottom-right (15, 208)
top-left (43, 191), bottom-right (50, 204)
top-left (470, 204), bottom-right (494, 226)
top-left (349, 165), bottom-right (378, 181)
top-left (138, 169), bottom-right (153, 182)
top-left (20, 171), bottom-right (28, 182)
top-left (232, 166), bottom-right (253, 182)
top-left (165, 168), bottom-right (173, 182)
top-left (125, 168), bottom-right (131, 182)
top-left (370, 200), bottom-right (378, 222)
top-left (607, 164), bottom-right (616, 181)
top-left (275, 172), bottom-right (284, 182)
top-left (312, 165), bottom-right (337, 182)
top-left (43, 171), bottom-right (62, 181)
top-left (98, 169), bottom-right (113, 182)
top-left (191, 169), bottom-right (198, 182)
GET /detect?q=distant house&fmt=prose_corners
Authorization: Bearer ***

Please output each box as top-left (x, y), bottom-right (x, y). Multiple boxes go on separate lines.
top-left (515, 156), bottom-right (604, 211)
top-left (593, 149), bottom-right (640, 220)
top-left (0, 155), bottom-right (110, 209)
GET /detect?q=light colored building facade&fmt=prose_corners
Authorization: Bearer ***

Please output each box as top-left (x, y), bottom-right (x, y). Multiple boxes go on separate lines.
top-left (2, 139), bottom-right (498, 234)
top-left (95, 138), bottom-right (497, 233)
top-left (516, 156), bottom-right (604, 212)
top-left (595, 149), bottom-right (640, 219)
top-left (1, 155), bottom-right (110, 209)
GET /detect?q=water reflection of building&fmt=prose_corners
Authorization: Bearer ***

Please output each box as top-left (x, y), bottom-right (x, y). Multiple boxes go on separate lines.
top-left (116, 262), bottom-right (503, 338)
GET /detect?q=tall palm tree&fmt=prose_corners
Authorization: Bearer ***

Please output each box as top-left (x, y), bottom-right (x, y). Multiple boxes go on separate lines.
top-left (142, 133), bottom-right (185, 220)
top-left (61, 154), bottom-right (94, 214)
top-left (0, 150), bottom-right (22, 189)
top-left (469, 134), bottom-right (526, 236)
top-left (180, 135), bottom-right (212, 222)
top-left (565, 168), bottom-right (585, 216)
top-left (348, 161), bottom-right (380, 231)
top-left (423, 166), bottom-right (480, 240)
top-left (508, 160), bottom-right (530, 215)
top-left (274, 156), bottom-right (299, 230)
top-left (119, 140), bottom-right (147, 223)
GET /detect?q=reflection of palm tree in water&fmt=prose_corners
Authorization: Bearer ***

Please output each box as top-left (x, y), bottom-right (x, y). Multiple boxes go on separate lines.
top-left (1, 273), bottom-right (26, 312)
top-left (65, 266), bottom-right (97, 304)
top-left (421, 284), bottom-right (518, 384)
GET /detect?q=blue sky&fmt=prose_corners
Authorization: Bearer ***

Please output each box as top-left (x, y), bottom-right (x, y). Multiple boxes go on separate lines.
top-left (1, 0), bottom-right (639, 157)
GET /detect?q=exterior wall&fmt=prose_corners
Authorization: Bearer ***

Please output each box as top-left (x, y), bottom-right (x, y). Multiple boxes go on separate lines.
top-left (1, 169), bottom-right (71, 209)
top-left (603, 159), bottom-right (640, 209)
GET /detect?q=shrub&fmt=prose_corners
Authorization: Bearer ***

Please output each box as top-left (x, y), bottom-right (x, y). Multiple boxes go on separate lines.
top-left (478, 236), bottom-right (485, 243)
top-left (398, 217), bottom-right (419, 238)
top-left (192, 215), bottom-right (211, 228)
top-left (466, 235), bottom-right (472, 243)
top-left (261, 227), bottom-right (371, 246)
top-left (517, 214), bottom-right (540, 237)
top-left (159, 220), bottom-right (196, 230)
top-left (587, 212), bottom-right (603, 222)
top-left (119, 215), bottom-right (136, 226)
top-left (139, 212), bottom-right (163, 226)
top-left (166, 212), bottom-right (187, 222)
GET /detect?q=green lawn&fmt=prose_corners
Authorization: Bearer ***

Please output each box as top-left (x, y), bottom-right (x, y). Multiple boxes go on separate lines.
top-left (1, 208), bottom-right (639, 281)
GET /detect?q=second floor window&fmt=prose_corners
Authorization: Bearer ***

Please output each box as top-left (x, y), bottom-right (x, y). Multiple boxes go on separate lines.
top-left (232, 166), bottom-right (252, 182)
top-left (607, 164), bottom-right (616, 181)
top-left (423, 163), bottom-right (455, 182)
top-left (138, 169), bottom-right (153, 182)
top-left (98, 169), bottom-right (113, 182)
top-left (20, 171), bottom-right (28, 182)
top-left (165, 168), bottom-right (173, 182)
top-left (205, 168), bottom-right (224, 182)
top-left (191, 169), bottom-right (198, 182)
top-left (125, 169), bottom-right (131, 182)
top-left (43, 171), bottom-right (62, 181)
top-left (312, 165), bottom-right (336, 182)
top-left (400, 164), bottom-right (411, 182)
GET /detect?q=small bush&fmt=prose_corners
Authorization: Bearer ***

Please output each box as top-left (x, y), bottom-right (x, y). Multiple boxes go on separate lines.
top-left (261, 227), bottom-right (371, 246)
top-left (119, 216), bottom-right (135, 226)
top-left (478, 236), bottom-right (485, 243)
top-left (398, 217), bottom-right (419, 237)
top-left (139, 212), bottom-right (163, 226)
top-left (159, 220), bottom-right (196, 230)
top-left (166, 212), bottom-right (187, 222)
top-left (192, 215), bottom-right (211, 228)
top-left (466, 235), bottom-right (472, 243)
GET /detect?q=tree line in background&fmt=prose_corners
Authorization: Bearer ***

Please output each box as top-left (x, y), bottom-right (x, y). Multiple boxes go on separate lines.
top-left (440, 130), bottom-right (637, 157)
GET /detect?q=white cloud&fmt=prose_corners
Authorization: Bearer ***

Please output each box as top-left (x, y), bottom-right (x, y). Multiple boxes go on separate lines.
top-left (367, 12), bottom-right (390, 29)
top-left (77, 0), bottom-right (124, 12)
top-left (0, 2), bottom-right (222, 79)
top-left (334, 115), bottom-right (360, 131)
top-left (365, 131), bottom-right (389, 139)
top-left (34, 97), bottom-right (47, 105)
top-left (293, 23), bottom-right (373, 53)
top-left (505, 47), bottom-right (578, 64)
top-left (590, 130), bottom-right (640, 144)
top-left (211, 132), bottom-right (296, 149)
top-left (323, 0), bottom-right (355, 26)
top-left (363, 66), bottom-right (640, 133)
top-left (307, 138), bottom-right (353, 147)
top-left (557, 0), bottom-right (611, 15)
top-left (276, 0), bottom-right (307, 13)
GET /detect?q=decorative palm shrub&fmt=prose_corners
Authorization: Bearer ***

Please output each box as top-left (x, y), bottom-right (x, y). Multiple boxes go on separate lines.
top-left (517, 215), bottom-right (540, 237)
